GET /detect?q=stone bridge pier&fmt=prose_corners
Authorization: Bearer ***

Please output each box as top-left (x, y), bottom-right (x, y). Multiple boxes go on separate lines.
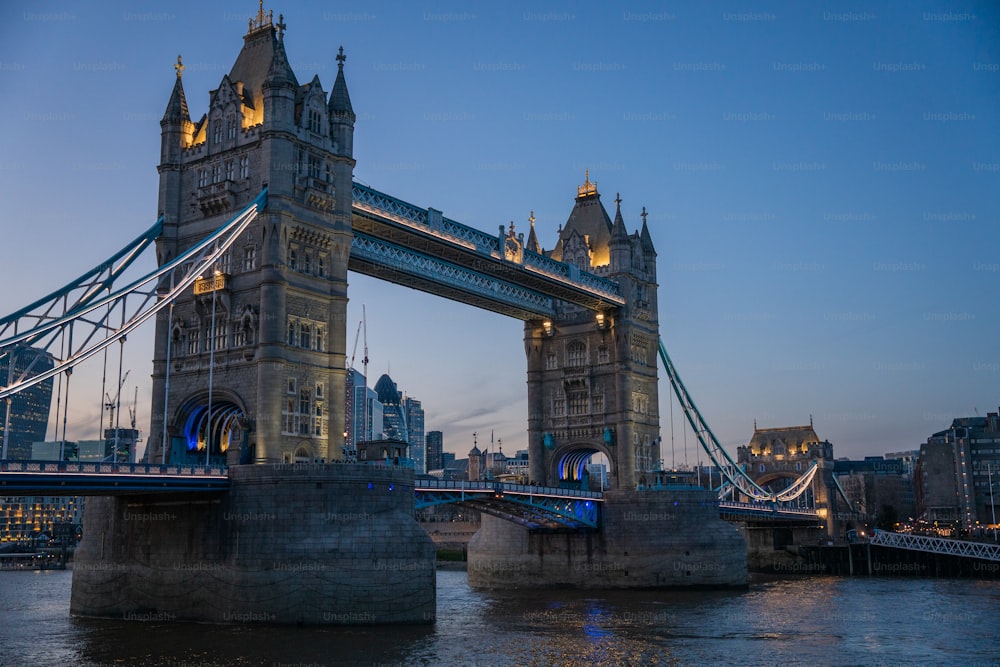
top-left (468, 488), bottom-right (747, 589)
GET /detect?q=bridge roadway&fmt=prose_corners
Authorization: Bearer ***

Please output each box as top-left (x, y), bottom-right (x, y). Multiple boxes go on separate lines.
top-left (1, 460), bottom-right (819, 526)
top-left (0, 459), bottom-right (228, 495)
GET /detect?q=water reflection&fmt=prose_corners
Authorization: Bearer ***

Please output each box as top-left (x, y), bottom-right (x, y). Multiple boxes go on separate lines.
top-left (2, 569), bottom-right (999, 666)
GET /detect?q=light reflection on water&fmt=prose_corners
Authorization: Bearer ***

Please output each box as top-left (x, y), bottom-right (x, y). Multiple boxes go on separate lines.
top-left (1, 569), bottom-right (998, 666)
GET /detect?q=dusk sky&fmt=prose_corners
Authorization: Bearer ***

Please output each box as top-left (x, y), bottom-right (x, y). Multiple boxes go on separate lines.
top-left (1, 1), bottom-right (997, 463)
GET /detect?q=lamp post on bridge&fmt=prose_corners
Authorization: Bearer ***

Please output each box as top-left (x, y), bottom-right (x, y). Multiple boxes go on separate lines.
top-left (989, 463), bottom-right (997, 543)
top-left (205, 267), bottom-right (219, 468)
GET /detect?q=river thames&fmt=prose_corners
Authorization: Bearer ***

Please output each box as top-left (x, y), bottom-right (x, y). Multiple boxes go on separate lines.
top-left (1, 568), bottom-right (998, 666)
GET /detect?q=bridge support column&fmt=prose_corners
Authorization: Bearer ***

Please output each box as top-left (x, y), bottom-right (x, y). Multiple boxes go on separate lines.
top-left (70, 464), bottom-right (435, 624)
top-left (467, 488), bottom-right (747, 588)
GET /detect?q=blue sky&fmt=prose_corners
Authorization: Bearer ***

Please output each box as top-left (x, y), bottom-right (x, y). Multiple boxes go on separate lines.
top-left (0, 1), bottom-right (997, 462)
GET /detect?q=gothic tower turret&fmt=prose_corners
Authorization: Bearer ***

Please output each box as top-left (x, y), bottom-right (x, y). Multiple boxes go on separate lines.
top-left (329, 46), bottom-right (356, 160)
top-left (146, 7), bottom-right (356, 466)
top-left (525, 174), bottom-right (660, 490)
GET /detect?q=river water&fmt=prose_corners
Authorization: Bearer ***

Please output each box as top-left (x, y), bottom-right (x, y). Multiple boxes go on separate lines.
top-left (1, 568), bottom-right (998, 666)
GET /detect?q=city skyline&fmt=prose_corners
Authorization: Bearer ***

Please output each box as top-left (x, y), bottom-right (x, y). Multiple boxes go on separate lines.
top-left (0, 2), bottom-right (997, 462)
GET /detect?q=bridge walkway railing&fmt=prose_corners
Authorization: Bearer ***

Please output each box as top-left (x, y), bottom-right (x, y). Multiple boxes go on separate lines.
top-left (0, 459), bottom-right (227, 478)
top-left (869, 529), bottom-right (1000, 562)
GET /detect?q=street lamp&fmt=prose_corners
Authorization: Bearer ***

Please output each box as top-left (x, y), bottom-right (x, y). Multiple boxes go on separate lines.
top-left (989, 463), bottom-right (997, 543)
top-left (205, 268), bottom-right (220, 467)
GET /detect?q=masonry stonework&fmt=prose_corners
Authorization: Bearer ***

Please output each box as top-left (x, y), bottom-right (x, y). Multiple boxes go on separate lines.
top-left (71, 464), bottom-right (436, 624)
top-left (467, 488), bottom-right (747, 588)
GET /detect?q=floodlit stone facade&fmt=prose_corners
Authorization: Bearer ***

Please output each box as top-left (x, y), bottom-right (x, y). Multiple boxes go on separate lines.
top-left (145, 10), bottom-right (355, 466)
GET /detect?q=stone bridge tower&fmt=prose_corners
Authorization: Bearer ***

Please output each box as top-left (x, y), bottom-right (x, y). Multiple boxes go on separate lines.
top-left (146, 8), bottom-right (355, 465)
top-left (737, 422), bottom-right (843, 537)
top-left (525, 174), bottom-right (660, 490)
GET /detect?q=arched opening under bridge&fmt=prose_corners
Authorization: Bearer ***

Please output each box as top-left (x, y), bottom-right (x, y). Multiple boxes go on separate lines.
top-left (551, 443), bottom-right (613, 492)
top-left (172, 394), bottom-right (246, 465)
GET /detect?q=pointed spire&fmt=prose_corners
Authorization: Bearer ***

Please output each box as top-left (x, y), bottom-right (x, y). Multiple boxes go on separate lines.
top-left (525, 211), bottom-right (541, 253)
top-left (611, 193), bottom-right (628, 243)
top-left (329, 45), bottom-right (355, 119)
top-left (162, 55), bottom-right (190, 123)
top-left (275, 13), bottom-right (286, 41)
top-left (639, 206), bottom-right (656, 255)
top-left (264, 19), bottom-right (297, 88)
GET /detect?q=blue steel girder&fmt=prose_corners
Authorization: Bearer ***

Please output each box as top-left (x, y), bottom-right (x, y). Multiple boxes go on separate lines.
top-left (351, 182), bottom-right (624, 318)
top-left (414, 489), bottom-right (600, 531)
top-left (349, 232), bottom-right (555, 320)
top-left (0, 190), bottom-right (267, 401)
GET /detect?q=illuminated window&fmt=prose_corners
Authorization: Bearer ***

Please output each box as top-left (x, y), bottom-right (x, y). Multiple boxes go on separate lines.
top-left (210, 317), bottom-right (227, 351)
top-left (187, 329), bottom-right (200, 355)
top-left (629, 334), bottom-right (648, 366)
top-left (216, 252), bottom-right (231, 275)
top-left (298, 389), bottom-right (311, 435)
top-left (243, 246), bottom-right (256, 271)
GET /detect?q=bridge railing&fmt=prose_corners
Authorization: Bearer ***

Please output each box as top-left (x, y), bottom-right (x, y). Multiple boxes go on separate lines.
top-left (869, 529), bottom-right (1000, 562)
top-left (0, 459), bottom-right (227, 477)
top-left (717, 500), bottom-right (819, 517)
top-left (415, 478), bottom-right (603, 500)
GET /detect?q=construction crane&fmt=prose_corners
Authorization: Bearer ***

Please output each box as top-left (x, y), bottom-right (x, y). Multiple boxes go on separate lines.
top-left (343, 307), bottom-right (369, 462)
top-left (348, 319), bottom-right (363, 370)
top-left (104, 369), bottom-right (130, 431)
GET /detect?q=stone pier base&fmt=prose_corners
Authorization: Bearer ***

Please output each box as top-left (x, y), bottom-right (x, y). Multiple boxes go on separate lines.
top-left (739, 524), bottom-right (830, 574)
top-left (467, 488), bottom-right (747, 588)
top-left (70, 464), bottom-right (436, 624)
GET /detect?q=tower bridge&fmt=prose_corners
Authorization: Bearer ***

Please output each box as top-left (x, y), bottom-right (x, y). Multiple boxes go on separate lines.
top-left (0, 7), bottom-right (824, 624)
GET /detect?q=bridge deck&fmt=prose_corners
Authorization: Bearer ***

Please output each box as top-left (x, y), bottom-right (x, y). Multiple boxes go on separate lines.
top-left (0, 460), bottom-right (228, 495)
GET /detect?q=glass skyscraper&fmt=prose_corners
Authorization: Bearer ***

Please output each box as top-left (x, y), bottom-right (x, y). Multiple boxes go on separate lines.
top-left (0, 345), bottom-right (54, 460)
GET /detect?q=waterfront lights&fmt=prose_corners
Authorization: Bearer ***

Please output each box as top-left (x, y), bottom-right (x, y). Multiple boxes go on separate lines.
top-left (542, 320), bottom-right (553, 336)
top-left (596, 311), bottom-right (607, 330)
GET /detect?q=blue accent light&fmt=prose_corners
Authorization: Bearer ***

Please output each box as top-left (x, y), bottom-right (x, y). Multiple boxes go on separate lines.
top-left (388, 484), bottom-right (394, 492)
top-left (674, 501), bottom-right (679, 506)
top-left (368, 482), bottom-right (373, 489)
